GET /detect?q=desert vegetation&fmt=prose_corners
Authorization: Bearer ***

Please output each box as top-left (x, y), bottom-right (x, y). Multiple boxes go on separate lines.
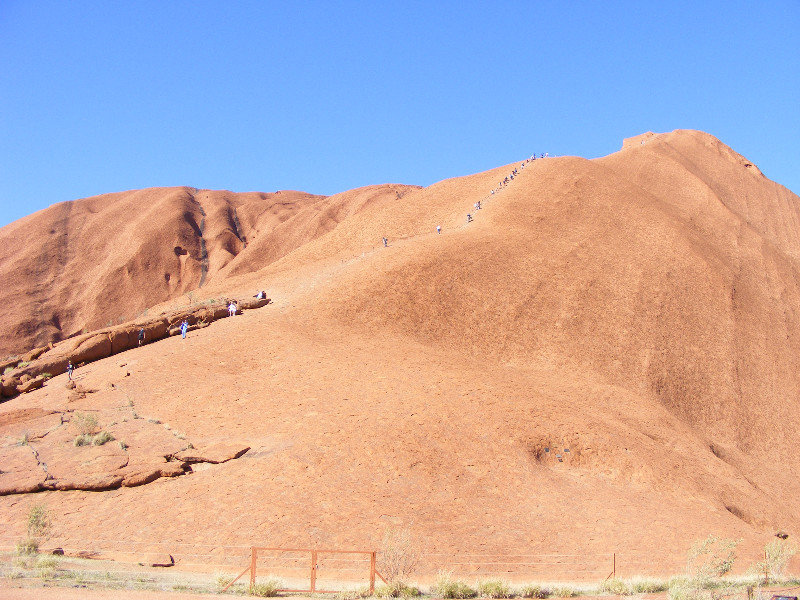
top-left (15, 504), bottom-right (51, 556)
top-left (71, 411), bottom-right (115, 446)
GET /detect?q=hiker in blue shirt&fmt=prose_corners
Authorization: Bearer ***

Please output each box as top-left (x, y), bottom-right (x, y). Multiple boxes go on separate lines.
top-left (180, 320), bottom-right (189, 339)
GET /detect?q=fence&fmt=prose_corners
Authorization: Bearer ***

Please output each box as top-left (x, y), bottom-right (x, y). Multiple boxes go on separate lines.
top-left (2, 536), bottom-right (795, 587)
top-left (222, 547), bottom-right (387, 594)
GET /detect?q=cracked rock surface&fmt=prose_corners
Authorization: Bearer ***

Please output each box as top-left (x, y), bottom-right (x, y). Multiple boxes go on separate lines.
top-left (0, 376), bottom-right (248, 495)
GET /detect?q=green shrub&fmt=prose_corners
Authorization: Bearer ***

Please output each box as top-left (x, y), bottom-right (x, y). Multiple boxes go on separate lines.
top-left (376, 582), bottom-right (422, 598)
top-left (15, 538), bottom-right (39, 555)
top-left (36, 556), bottom-right (59, 569)
top-left (687, 535), bottom-right (739, 582)
top-left (434, 571), bottom-right (477, 599)
top-left (74, 434), bottom-right (93, 447)
top-left (628, 576), bottom-right (668, 594)
top-left (550, 586), bottom-right (581, 598)
top-left (27, 505), bottom-right (51, 539)
top-left (214, 571), bottom-right (245, 593)
top-left (93, 431), bottom-right (115, 446)
top-left (600, 578), bottom-right (630, 595)
top-left (521, 584), bottom-right (551, 599)
top-left (252, 576), bottom-right (284, 597)
top-left (666, 577), bottom-right (730, 600)
top-left (3, 365), bottom-right (15, 375)
top-left (334, 587), bottom-right (371, 600)
top-left (41, 373), bottom-right (52, 381)
top-left (72, 412), bottom-right (98, 435)
top-left (750, 538), bottom-right (798, 582)
top-left (477, 578), bottom-right (513, 598)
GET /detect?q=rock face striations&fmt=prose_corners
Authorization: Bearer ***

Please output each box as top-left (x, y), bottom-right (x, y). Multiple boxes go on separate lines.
top-left (0, 185), bottom-right (416, 357)
top-left (1, 130), bottom-right (799, 572)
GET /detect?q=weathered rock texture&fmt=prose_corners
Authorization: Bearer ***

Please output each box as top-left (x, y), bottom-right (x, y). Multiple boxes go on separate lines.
top-left (0, 131), bottom-right (799, 576)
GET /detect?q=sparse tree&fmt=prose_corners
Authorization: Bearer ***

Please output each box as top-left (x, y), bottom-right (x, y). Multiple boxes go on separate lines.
top-left (380, 527), bottom-right (420, 584)
top-left (687, 534), bottom-right (740, 582)
top-left (751, 538), bottom-right (798, 583)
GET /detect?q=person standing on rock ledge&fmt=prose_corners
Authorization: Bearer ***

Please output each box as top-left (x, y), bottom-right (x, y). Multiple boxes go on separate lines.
top-left (180, 320), bottom-right (189, 339)
top-left (138, 328), bottom-right (145, 347)
top-left (228, 302), bottom-right (237, 317)
top-left (67, 361), bottom-right (74, 381)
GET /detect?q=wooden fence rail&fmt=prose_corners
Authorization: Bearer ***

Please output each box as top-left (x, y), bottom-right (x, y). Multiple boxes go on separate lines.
top-left (222, 547), bottom-right (387, 594)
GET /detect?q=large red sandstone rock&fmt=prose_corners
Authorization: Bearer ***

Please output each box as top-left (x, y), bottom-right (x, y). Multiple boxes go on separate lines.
top-left (238, 297), bottom-right (270, 310)
top-left (0, 445), bottom-right (46, 495)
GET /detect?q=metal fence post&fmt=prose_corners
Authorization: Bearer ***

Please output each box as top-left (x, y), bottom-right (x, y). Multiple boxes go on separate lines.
top-left (311, 550), bottom-right (318, 593)
top-left (250, 547), bottom-right (258, 590)
top-left (370, 551), bottom-right (376, 595)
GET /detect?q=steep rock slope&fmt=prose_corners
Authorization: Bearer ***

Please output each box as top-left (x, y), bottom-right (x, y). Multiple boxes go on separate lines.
top-left (1, 131), bottom-right (798, 576)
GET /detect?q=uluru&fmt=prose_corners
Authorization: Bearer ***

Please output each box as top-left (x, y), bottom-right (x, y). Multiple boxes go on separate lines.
top-left (1, 129), bottom-right (800, 583)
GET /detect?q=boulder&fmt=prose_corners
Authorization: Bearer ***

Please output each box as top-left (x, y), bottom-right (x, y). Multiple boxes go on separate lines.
top-left (208, 305), bottom-right (230, 320)
top-left (108, 326), bottom-right (138, 354)
top-left (21, 345), bottom-right (50, 363)
top-left (239, 297), bottom-right (270, 310)
top-left (121, 468), bottom-right (164, 487)
top-left (20, 356), bottom-right (69, 381)
top-left (1, 376), bottom-right (20, 398)
top-left (16, 375), bottom-right (45, 394)
top-left (72, 334), bottom-right (112, 364)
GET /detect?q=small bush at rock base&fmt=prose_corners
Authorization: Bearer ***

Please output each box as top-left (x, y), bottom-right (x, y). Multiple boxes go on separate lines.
top-left (72, 412), bottom-right (98, 435)
top-left (600, 578), bottom-right (630, 595)
top-left (15, 538), bottom-right (39, 555)
top-left (627, 576), bottom-right (668, 594)
top-left (93, 431), bottom-right (115, 445)
top-left (434, 571), bottom-right (478, 599)
top-left (251, 576), bottom-right (284, 597)
top-left (550, 586), bottom-right (581, 598)
top-left (376, 582), bottom-right (422, 598)
top-left (521, 584), bottom-right (551, 599)
top-left (333, 587), bottom-right (371, 600)
top-left (477, 578), bottom-right (513, 598)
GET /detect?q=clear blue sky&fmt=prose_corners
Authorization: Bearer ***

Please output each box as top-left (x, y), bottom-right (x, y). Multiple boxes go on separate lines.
top-left (1, 1), bottom-right (798, 228)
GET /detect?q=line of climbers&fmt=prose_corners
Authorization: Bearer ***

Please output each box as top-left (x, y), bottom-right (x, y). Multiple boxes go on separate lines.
top-left (381, 153), bottom-right (549, 244)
